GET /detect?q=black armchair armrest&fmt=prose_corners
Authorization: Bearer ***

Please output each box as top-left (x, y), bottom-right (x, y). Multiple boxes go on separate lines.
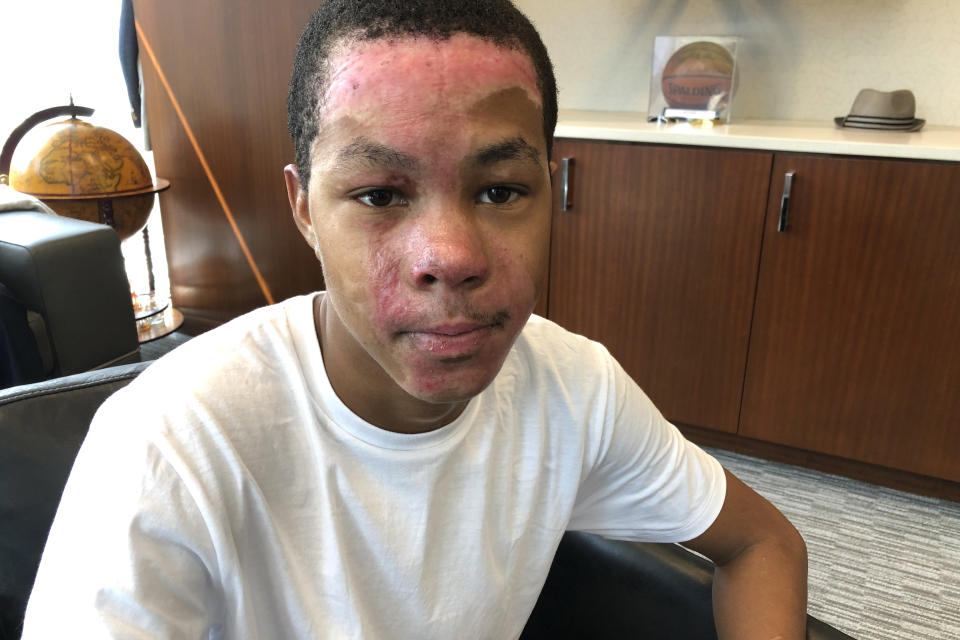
top-left (521, 531), bottom-right (854, 640)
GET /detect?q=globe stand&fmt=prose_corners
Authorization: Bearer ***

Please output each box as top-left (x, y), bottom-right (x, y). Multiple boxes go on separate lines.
top-left (134, 300), bottom-right (184, 343)
top-left (132, 226), bottom-right (165, 321)
top-left (143, 225), bottom-right (156, 294)
top-left (131, 222), bottom-right (183, 343)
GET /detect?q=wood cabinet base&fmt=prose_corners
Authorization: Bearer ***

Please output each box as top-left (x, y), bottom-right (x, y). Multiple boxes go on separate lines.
top-left (679, 424), bottom-right (960, 502)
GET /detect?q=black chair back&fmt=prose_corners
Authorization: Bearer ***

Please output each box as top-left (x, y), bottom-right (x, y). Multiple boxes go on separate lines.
top-left (0, 362), bottom-right (149, 639)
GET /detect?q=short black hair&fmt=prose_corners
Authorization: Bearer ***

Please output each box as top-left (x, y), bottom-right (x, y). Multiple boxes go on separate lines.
top-left (287, 0), bottom-right (557, 192)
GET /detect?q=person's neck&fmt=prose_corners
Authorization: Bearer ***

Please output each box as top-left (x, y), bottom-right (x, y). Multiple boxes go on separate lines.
top-left (314, 294), bottom-right (469, 434)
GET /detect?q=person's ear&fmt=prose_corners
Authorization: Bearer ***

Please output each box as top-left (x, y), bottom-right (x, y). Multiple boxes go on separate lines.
top-left (284, 164), bottom-right (316, 250)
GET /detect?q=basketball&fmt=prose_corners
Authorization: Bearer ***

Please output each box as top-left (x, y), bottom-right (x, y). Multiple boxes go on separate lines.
top-left (660, 41), bottom-right (734, 110)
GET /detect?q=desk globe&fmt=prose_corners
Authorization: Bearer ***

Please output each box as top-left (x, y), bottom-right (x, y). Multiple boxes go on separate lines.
top-left (1, 104), bottom-right (179, 341)
top-left (1, 104), bottom-right (168, 240)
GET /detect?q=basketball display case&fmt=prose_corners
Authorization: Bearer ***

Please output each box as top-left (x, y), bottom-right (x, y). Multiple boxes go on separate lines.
top-left (648, 36), bottom-right (741, 124)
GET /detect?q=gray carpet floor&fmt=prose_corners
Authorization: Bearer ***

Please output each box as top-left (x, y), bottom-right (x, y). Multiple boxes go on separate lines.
top-left (706, 447), bottom-right (960, 640)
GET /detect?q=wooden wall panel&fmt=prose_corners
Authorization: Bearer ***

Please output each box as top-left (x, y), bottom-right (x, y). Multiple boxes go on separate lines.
top-left (134, 0), bottom-right (323, 327)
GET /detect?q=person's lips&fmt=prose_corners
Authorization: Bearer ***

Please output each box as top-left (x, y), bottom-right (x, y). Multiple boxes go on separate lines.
top-left (428, 322), bottom-right (489, 336)
top-left (407, 322), bottom-right (497, 358)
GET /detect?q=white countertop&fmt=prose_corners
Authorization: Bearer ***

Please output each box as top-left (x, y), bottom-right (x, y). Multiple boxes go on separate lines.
top-left (555, 110), bottom-right (960, 162)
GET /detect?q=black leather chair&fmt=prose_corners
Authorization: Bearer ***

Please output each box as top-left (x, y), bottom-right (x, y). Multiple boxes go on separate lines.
top-left (0, 210), bottom-right (139, 387)
top-left (0, 363), bottom-right (853, 640)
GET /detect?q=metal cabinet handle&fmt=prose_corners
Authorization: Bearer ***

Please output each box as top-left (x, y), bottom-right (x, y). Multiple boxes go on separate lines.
top-left (561, 157), bottom-right (574, 211)
top-left (778, 171), bottom-right (796, 232)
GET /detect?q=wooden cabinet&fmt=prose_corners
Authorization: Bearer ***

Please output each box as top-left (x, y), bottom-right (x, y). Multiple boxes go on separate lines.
top-left (741, 154), bottom-right (960, 481)
top-left (547, 140), bottom-right (773, 433)
top-left (549, 140), bottom-right (960, 484)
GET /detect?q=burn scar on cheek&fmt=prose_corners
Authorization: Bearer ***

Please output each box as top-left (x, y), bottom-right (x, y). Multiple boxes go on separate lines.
top-left (368, 236), bottom-right (409, 334)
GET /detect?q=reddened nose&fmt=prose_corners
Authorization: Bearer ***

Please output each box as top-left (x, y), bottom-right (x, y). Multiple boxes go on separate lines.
top-left (408, 212), bottom-right (490, 290)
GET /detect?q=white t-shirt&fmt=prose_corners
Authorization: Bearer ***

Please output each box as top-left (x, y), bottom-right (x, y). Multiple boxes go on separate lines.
top-left (23, 293), bottom-right (725, 640)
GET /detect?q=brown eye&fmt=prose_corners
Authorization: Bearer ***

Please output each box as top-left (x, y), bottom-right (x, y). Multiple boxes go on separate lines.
top-left (357, 189), bottom-right (403, 207)
top-left (480, 186), bottom-right (519, 205)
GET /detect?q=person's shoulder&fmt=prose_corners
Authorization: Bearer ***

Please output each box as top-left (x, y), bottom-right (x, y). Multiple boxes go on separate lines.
top-left (511, 313), bottom-right (612, 379)
top-left (518, 313), bottom-right (608, 358)
top-left (125, 294), bottom-right (317, 404)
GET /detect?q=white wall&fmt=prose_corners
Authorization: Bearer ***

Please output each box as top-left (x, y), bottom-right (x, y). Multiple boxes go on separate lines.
top-left (516, 0), bottom-right (960, 125)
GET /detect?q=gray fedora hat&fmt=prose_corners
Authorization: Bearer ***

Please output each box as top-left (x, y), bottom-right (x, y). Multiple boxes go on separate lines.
top-left (834, 89), bottom-right (925, 132)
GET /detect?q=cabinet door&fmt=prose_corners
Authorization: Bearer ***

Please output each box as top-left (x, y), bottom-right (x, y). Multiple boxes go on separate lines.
top-left (742, 154), bottom-right (960, 481)
top-left (548, 140), bottom-right (772, 433)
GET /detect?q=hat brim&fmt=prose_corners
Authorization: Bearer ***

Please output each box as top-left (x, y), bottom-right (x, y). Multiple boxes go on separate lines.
top-left (834, 116), bottom-right (925, 132)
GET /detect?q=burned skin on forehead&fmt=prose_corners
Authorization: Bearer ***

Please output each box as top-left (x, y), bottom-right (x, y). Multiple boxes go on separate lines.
top-left (320, 32), bottom-right (541, 114)
top-left (308, 33), bottom-right (544, 165)
top-left (465, 86), bottom-right (545, 160)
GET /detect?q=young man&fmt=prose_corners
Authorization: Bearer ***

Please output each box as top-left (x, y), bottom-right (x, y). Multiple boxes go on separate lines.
top-left (24, 1), bottom-right (806, 638)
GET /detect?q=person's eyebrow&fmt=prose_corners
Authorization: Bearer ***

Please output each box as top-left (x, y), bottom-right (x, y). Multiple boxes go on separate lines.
top-left (333, 137), bottom-right (420, 172)
top-left (470, 137), bottom-right (543, 168)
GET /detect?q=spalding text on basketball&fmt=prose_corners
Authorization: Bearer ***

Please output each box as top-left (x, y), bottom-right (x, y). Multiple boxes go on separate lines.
top-left (665, 82), bottom-right (727, 97)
